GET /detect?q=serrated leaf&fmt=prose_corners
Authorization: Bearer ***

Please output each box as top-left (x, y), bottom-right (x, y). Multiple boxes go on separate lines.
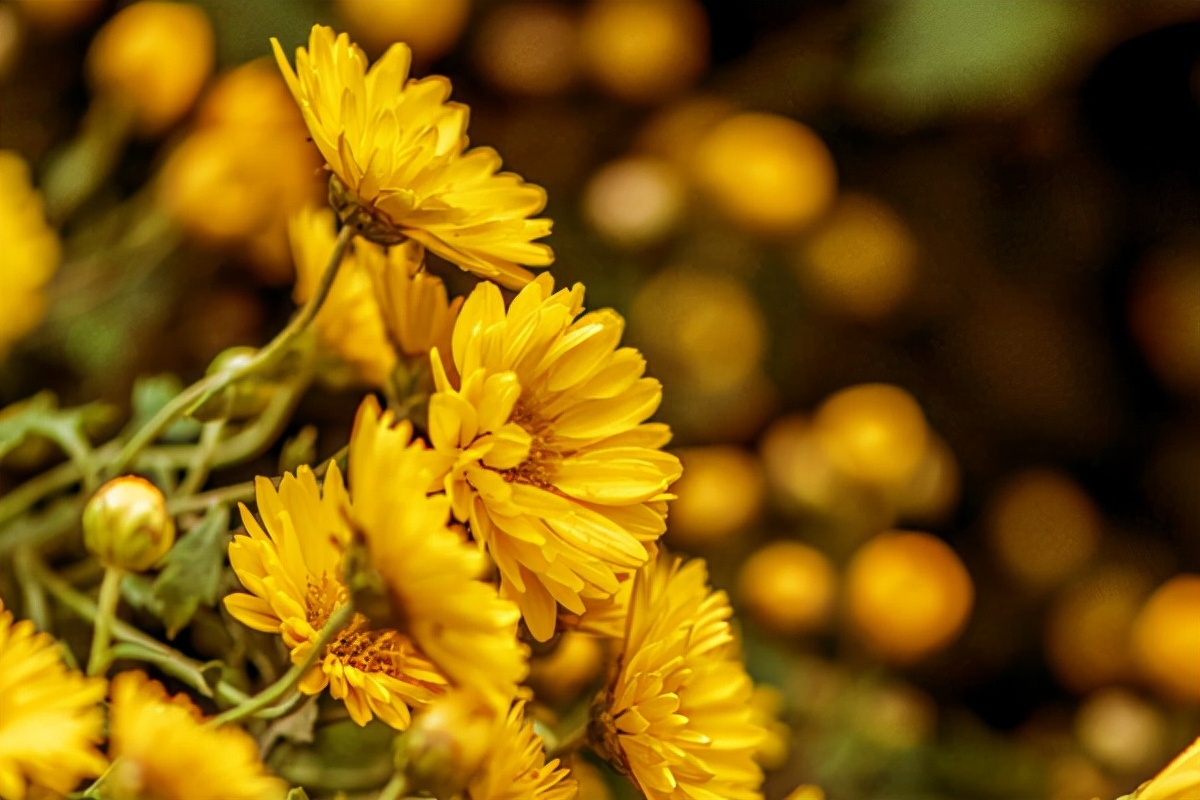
top-left (151, 506), bottom-right (231, 638)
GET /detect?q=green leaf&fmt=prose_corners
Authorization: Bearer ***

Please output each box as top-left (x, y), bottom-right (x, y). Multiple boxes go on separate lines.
top-left (0, 391), bottom-right (117, 465)
top-left (260, 697), bottom-right (320, 756)
top-left (151, 506), bottom-right (231, 638)
top-left (279, 425), bottom-right (319, 476)
top-left (132, 374), bottom-right (202, 444)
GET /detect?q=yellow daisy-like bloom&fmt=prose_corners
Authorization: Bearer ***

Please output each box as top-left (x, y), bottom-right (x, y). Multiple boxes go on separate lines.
top-left (1127, 735), bottom-right (1200, 800)
top-left (224, 463), bottom-right (447, 730)
top-left (0, 600), bottom-right (107, 800)
top-left (428, 274), bottom-right (682, 641)
top-left (466, 701), bottom-right (578, 800)
top-left (290, 206), bottom-right (397, 388)
top-left (0, 152), bottom-right (61, 360)
top-left (272, 25), bottom-right (553, 289)
top-left (592, 555), bottom-right (765, 800)
top-left (106, 671), bottom-right (286, 800)
top-left (348, 396), bottom-right (527, 711)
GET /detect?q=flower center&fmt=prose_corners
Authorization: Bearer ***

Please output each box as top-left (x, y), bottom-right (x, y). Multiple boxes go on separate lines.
top-left (499, 400), bottom-right (564, 489)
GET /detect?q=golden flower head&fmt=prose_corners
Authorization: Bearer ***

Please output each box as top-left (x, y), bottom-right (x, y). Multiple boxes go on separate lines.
top-left (0, 600), bottom-right (108, 800)
top-left (0, 151), bottom-right (60, 361)
top-left (290, 206), bottom-right (397, 388)
top-left (592, 555), bottom-right (765, 800)
top-left (272, 25), bottom-right (553, 288)
top-left (1128, 735), bottom-right (1200, 800)
top-left (224, 463), bottom-right (447, 730)
top-left (82, 475), bottom-right (176, 572)
top-left (427, 274), bottom-right (682, 642)
top-left (466, 701), bottom-right (578, 800)
top-left (347, 396), bottom-right (528, 711)
top-left (106, 671), bottom-right (286, 800)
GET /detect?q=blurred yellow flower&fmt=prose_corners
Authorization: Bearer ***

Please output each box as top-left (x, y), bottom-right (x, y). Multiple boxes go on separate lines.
top-left (0, 152), bottom-right (60, 361)
top-left (106, 671), bottom-right (286, 800)
top-left (467, 701), bottom-right (578, 800)
top-left (224, 465), bottom-right (447, 730)
top-left (1130, 735), bottom-right (1200, 800)
top-left (272, 25), bottom-right (553, 288)
top-left (0, 601), bottom-right (108, 800)
top-left (592, 556), bottom-right (765, 800)
top-left (427, 274), bottom-right (682, 641)
top-left (348, 396), bottom-right (527, 711)
top-left (290, 206), bottom-right (398, 387)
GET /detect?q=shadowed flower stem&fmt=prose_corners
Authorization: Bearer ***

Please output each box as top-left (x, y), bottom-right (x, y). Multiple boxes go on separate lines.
top-left (207, 601), bottom-right (355, 728)
top-left (86, 566), bottom-right (124, 676)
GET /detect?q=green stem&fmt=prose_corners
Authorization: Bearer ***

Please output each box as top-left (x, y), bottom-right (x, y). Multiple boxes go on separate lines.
top-left (108, 224), bottom-right (355, 476)
top-left (175, 420), bottom-right (225, 498)
top-left (87, 567), bottom-right (124, 676)
top-left (207, 602), bottom-right (355, 728)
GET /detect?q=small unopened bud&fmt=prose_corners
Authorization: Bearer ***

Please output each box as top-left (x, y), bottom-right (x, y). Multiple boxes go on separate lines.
top-left (394, 691), bottom-right (501, 797)
top-left (83, 476), bottom-right (175, 571)
top-left (191, 347), bottom-right (276, 422)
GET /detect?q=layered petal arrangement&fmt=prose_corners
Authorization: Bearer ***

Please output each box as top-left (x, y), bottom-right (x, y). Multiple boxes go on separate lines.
top-left (224, 464), bottom-right (447, 729)
top-left (466, 701), bottom-right (578, 800)
top-left (427, 274), bottom-right (683, 641)
top-left (593, 556), bottom-right (765, 800)
top-left (106, 671), bottom-right (287, 800)
top-left (272, 26), bottom-right (553, 288)
top-left (0, 601), bottom-right (108, 800)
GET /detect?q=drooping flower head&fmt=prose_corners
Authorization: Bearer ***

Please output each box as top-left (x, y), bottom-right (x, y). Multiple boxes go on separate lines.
top-left (348, 396), bottom-right (527, 711)
top-left (591, 555), bottom-right (765, 800)
top-left (0, 600), bottom-right (108, 800)
top-left (0, 151), bottom-right (61, 360)
top-left (466, 701), bottom-right (578, 800)
top-left (224, 463), bottom-right (447, 730)
top-left (106, 671), bottom-right (286, 800)
top-left (272, 26), bottom-right (553, 288)
top-left (428, 274), bottom-right (682, 641)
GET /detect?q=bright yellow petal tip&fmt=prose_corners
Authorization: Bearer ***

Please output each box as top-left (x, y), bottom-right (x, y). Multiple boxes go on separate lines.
top-left (467, 701), bottom-right (578, 800)
top-left (0, 152), bottom-right (61, 361)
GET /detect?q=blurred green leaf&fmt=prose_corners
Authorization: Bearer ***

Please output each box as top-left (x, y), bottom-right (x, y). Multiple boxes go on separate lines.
top-left (132, 375), bottom-right (202, 443)
top-left (151, 506), bottom-right (231, 638)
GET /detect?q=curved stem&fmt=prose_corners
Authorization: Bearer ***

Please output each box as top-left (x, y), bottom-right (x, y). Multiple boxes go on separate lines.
top-left (207, 602), bottom-right (355, 728)
top-left (87, 567), bottom-right (124, 676)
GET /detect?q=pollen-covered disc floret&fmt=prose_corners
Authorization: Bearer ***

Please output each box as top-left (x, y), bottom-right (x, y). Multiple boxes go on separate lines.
top-left (347, 396), bottom-right (527, 711)
top-left (224, 464), bottom-right (447, 730)
top-left (106, 671), bottom-right (286, 800)
top-left (272, 25), bottom-right (553, 288)
top-left (428, 274), bottom-right (682, 641)
top-left (0, 600), bottom-right (108, 800)
top-left (594, 555), bottom-right (765, 800)
top-left (466, 701), bottom-right (578, 800)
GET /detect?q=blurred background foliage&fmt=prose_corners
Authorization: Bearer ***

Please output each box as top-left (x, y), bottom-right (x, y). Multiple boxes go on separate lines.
top-left (1, 1), bottom-right (1198, 799)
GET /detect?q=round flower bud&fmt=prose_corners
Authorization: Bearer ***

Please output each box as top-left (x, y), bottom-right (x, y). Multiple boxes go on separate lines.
top-left (191, 346), bottom-right (276, 422)
top-left (86, 1), bottom-right (215, 137)
top-left (395, 691), bottom-right (500, 797)
top-left (83, 476), bottom-right (176, 572)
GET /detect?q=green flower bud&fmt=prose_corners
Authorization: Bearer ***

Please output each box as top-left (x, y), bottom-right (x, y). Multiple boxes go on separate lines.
top-left (83, 476), bottom-right (176, 572)
top-left (191, 346), bottom-right (276, 422)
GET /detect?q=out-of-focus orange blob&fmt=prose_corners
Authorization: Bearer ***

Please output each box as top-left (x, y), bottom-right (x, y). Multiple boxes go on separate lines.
top-left (738, 541), bottom-right (837, 636)
top-left (796, 193), bottom-right (918, 321)
top-left (813, 383), bottom-right (929, 490)
top-left (337, 0), bottom-right (470, 62)
top-left (1130, 245), bottom-right (1200, 397)
top-left (579, 0), bottom-right (708, 104)
top-left (86, 2), bottom-right (214, 137)
top-left (527, 631), bottom-right (607, 706)
top-left (761, 414), bottom-right (841, 512)
top-left (845, 530), bottom-right (974, 664)
top-left (630, 268), bottom-right (766, 392)
top-left (849, 681), bottom-right (937, 749)
top-left (637, 95), bottom-right (736, 171)
top-left (13, 0), bottom-right (104, 34)
top-left (159, 129), bottom-right (273, 243)
top-left (668, 447), bottom-right (765, 546)
top-left (1075, 687), bottom-right (1167, 774)
top-left (196, 58), bottom-right (302, 130)
top-left (1131, 575), bottom-right (1200, 703)
top-left (895, 433), bottom-right (961, 526)
top-left (986, 469), bottom-right (1101, 589)
top-left (1044, 566), bottom-right (1151, 694)
top-left (473, 3), bottom-right (578, 96)
top-left (693, 112), bottom-right (837, 237)
top-left (583, 156), bottom-right (686, 249)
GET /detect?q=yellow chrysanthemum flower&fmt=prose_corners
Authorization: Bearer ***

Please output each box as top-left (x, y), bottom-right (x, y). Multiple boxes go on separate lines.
top-left (592, 556), bottom-right (765, 800)
top-left (348, 396), bottom-right (528, 711)
top-left (290, 206), bottom-right (397, 387)
top-left (466, 701), bottom-right (578, 800)
top-left (427, 274), bottom-right (682, 641)
top-left (0, 600), bottom-right (107, 800)
top-left (0, 152), bottom-right (61, 360)
top-left (224, 464), bottom-right (447, 729)
top-left (1127, 735), bottom-right (1200, 800)
top-left (272, 25), bottom-right (553, 289)
top-left (106, 671), bottom-right (286, 800)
